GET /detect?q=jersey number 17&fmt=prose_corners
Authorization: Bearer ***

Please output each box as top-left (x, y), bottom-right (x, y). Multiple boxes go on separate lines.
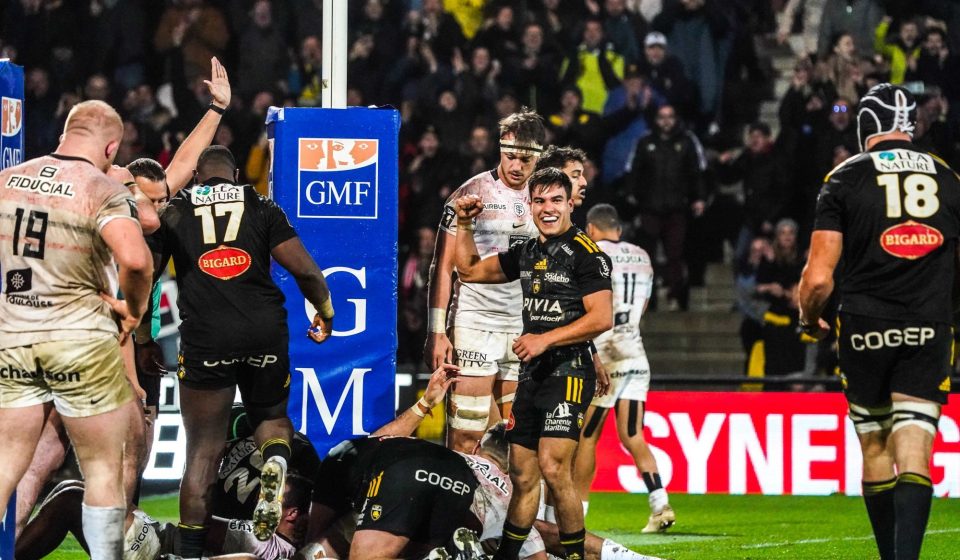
top-left (194, 202), bottom-right (245, 244)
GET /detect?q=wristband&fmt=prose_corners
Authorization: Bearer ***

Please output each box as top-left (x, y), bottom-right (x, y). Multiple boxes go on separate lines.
top-left (457, 220), bottom-right (475, 231)
top-left (208, 103), bottom-right (226, 115)
top-left (428, 307), bottom-right (447, 334)
top-left (798, 319), bottom-right (819, 335)
top-left (411, 397), bottom-right (432, 418)
top-left (316, 296), bottom-right (335, 320)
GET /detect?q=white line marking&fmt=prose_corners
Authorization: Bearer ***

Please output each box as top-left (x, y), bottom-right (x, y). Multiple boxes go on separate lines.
top-left (742, 528), bottom-right (960, 549)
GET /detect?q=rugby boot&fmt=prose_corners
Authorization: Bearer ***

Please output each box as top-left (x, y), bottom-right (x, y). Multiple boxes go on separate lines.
top-left (452, 527), bottom-right (488, 560)
top-left (641, 505), bottom-right (675, 533)
top-left (252, 456), bottom-right (287, 540)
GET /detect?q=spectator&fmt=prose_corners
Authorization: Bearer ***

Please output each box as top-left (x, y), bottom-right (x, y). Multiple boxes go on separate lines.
top-left (813, 97), bottom-right (857, 182)
top-left (406, 127), bottom-right (463, 230)
top-left (736, 236), bottom-right (773, 372)
top-left (23, 67), bottom-right (60, 159)
top-left (237, 0), bottom-right (288, 100)
top-left (913, 92), bottom-right (956, 165)
top-left (245, 132), bottom-right (271, 196)
top-left (817, 0), bottom-right (883, 59)
top-left (559, 16), bottom-right (625, 114)
top-left (399, 227), bottom-right (437, 366)
top-left (625, 104), bottom-right (706, 311)
top-left (908, 27), bottom-right (960, 99)
top-left (600, 66), bottom-right (662, 186)
top-left (546, 86), bottom-right (616, 163)
top-left (472, 5), bottom-right (520, 63)
top-left (290, 0), bottom-right (323, 45)
top-left (409, 0), bottom-right (466, 64)
top-left (777, 0), bottom-right (827, 56)
top-left (454, 46), bottom-right (501, 118)
top-left (653, 0), bottom-right (733, 130)
top-left (819, 32), bottom-right (869, 103)
top-left (603, 0), bottom-right (646, 64)
top-left (636, 31), bottom-right (698, 123)
top-left (290, 35), bottom-right (323, 106)
top-left (83, 73), bottom-right (111, 103)
top-left (717, 122), bottom-right (792, 264)
top-left (505, 22), bottom-right (562, 114)
top-left (874, 16), bottom-right (921, 84)
top-left (443, 0), bottom-right (485, 40)
top-left (428, 89), bottom-right (474, 150)
top-left (154, 0), bottom-right (229, 81)
top-left (753, 219), bottom-right (807, 380)
top-left (460, 125), bottom-right (497, 178)
top-left (80, 0), bottom-right (148, 91)
top-left (348, 33), bottom-right (382, 106)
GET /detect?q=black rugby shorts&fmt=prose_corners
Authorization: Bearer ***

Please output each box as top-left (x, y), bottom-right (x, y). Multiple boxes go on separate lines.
top-left (177, 348), bottom-right (291, 408)
top-left (837, 311), bottom-right (951, 406)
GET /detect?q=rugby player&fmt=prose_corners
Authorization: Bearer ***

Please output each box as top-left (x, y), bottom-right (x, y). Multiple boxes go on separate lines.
top-left (152, 145), bottom-right (334, 554)
top-left (573, 204), bottom-right (674, 533)
top-left (799, 83), bottom-right (960, 560)
top-left (453, 168), bottom-right (614, 560)
top-left (0, 100), bottom-right (153, 559)
top-left (13, 56), bottom-right (233, 539)
top-left (425, 109), bottom-right (546, 452)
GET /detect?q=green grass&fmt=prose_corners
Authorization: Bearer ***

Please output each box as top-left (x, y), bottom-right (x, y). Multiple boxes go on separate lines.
top-left (44, 492), bottom-right (960, 559)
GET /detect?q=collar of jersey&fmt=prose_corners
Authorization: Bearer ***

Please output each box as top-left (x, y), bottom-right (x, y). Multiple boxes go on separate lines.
top-left (538, 226), bottom-right (578, 247)
top-left (867, 139), bottom-right (914, 152)
top-left (49, 153), bottom-right (96, 167)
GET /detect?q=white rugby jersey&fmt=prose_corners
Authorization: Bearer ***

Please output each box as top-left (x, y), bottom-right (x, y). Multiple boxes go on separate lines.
top-left (0, 155), bottom-right (139, 348)
top-left (459, 453), bottom-right (545, 558)
top-left (594, 239), bottom-right (653, 362)
top-left (440, 169), bottom-right (537, 333)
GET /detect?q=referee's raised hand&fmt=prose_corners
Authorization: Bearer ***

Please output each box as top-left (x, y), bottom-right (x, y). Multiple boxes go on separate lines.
top-left (205, 56), bottom-right (231, 110)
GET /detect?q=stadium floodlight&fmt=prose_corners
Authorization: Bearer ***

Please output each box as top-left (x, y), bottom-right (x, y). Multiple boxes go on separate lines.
top-left (321, 0), bottom-right (348, 108)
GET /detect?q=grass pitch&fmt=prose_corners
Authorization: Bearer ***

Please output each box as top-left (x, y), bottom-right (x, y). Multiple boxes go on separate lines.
top-left (46, 492), bottom-right (959, 559)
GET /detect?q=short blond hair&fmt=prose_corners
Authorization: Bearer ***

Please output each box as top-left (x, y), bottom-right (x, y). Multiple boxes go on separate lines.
top-left (64, 100), bottom-right (123, 142)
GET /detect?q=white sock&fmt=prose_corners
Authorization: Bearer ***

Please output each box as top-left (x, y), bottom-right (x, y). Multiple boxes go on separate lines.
top-left (82, 503), bottom-right (125, 560)
top-left (267, 454), bottom-right (288, 470)
top-left (648, 488), bottom-right (669, 514)
top-left (542, 504), bottom-right (557, 523)
top-left (601, 538), bottom-right (664, 560)
top-left (582, 500), bottom-right (590, 517)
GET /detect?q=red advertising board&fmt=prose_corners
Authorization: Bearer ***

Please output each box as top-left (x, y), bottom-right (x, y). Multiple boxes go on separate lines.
top-left (592, 392), bottom-right (959, 497)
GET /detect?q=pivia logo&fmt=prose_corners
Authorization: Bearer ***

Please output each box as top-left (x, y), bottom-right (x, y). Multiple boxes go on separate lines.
top-left (198, 246), bottom-right (252, 279)
top-left (879, 221), bottom-right (943, 260)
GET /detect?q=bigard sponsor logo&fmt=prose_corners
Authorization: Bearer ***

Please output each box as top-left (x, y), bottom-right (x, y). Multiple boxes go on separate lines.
top-left (879, 220), bottom-right (943, 259)
top-left (298, 138), bottom-right (379, 219)
top-left (198, 245), bottom-right (252, 279)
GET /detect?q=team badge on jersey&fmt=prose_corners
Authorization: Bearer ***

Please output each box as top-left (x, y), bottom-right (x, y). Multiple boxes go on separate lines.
top-left (298, 138), bottom-right (379, 219)
top-left (879, 221), bottom-right (943, 260)
top-left (371, 504), bottom-right (382, 520)
top-left (198, 246), bottom-right (252, 280)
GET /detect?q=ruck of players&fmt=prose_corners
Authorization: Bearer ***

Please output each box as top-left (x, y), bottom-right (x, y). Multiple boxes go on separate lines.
top-left (2, 8), bottom-right (958, 560)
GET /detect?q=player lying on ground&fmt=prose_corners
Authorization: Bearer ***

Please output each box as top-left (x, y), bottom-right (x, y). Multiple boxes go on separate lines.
top-left (301, 424), bottom-right (659, 560)
top-left (14, 475), bottom-right (312, 560)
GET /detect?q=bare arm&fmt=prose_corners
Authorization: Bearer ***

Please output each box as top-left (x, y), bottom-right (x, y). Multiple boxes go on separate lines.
top-left (166, 57), bottom-right (231, 194)
top-left (798, 230), bottom-right (843, 338)
top-left (372, 364), bottom-right (460, 437)
top-left (271, 236), bottom-right (333, 343)
top-left (428, 230), bottom-right (457, 311)
top-left (101, 219), bottom-right (154, 340)
top-left (513, 290), bottom-right (614, 363)
top-left (453, 194), bottom-right (508, 283)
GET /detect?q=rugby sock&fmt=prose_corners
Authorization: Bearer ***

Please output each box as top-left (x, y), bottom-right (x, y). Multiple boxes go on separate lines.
top-left (642, 472), bottom-right (668, 513)
top-left (81, 504), bottom-right (124, 560)
top-left (494, 521), bottom-right (531, 560)
top-left (862, 477), bottom-right (897, 560)
top-left (259, 438), bottom-right (292, 464)
top-left (895, 472), bottom-right (933, 560)
top-left (177, 523), bottom-right (208, 558)
top-left (559, 528), bottom-right (586, 560)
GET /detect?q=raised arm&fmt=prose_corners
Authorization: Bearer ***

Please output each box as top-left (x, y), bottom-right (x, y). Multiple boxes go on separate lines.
top-left (453, 194), bottom-right (508, 283)
top-left (165, 57), bottom-right (231, 194)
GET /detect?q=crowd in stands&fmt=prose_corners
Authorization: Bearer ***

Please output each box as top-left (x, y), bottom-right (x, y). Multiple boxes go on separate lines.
top-left (3, 0), bottom-right (960, 377)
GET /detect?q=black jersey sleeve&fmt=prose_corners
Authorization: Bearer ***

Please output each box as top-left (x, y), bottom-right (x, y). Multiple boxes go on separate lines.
top-left (259, 194), bottom-right (298, 249)
top-left (498, 242), bottom-right (524, 281)
top-left (575, 251), bottom-right (613, 297)
top-left (813, 167), bottom-right (849, 232)
top-left (311, 439), bottom-right (357, 512)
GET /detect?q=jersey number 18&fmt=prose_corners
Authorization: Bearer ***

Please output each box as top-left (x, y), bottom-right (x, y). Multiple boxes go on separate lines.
top-left (877, 173), bottom-right (939, 218)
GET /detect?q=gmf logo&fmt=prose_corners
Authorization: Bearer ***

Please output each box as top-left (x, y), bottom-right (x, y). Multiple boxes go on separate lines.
top-left (2, 97), bottom-right (22, 137)
top-left (299, 138), bottom-right (377, 171)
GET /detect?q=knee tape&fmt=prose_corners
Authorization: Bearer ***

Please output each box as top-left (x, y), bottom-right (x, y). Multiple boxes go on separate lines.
top-left (495, 392), bottom-right (515, 405)
top-left (448, 394), bottom-right (492, 431)
top-left (891, 401), bottom-right (941, 436)
top-left (848, 402), bottom-right (894, 434)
